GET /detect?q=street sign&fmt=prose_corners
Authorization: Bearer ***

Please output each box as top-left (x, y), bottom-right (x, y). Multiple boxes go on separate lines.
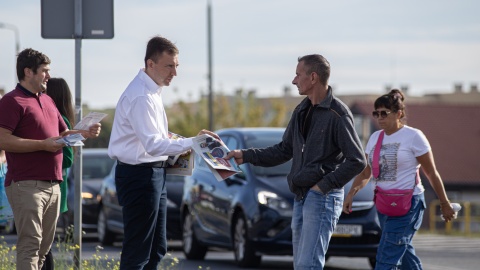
top-left (41, 0), bottom-right (114, 39)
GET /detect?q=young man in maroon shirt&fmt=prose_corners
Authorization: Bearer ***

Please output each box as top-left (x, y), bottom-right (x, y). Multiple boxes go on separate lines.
top-left (0, 48), bottom-right (101, 270)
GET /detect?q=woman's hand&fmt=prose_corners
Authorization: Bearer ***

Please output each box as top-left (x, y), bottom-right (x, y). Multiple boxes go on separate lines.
top-left (440, 202), bottom-right (456, 222)
top-left (343, 193), bottom-right (354, 214)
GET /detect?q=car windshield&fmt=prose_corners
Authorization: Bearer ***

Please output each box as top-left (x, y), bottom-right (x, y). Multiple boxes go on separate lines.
top-left (82, 155), bottom-right (115, 180)
top-left (244, 131), bottom-right (292, 176)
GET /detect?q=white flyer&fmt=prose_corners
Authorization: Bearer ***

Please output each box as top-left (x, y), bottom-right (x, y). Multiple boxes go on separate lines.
top-left (73, 112), bottom-right (107, 130)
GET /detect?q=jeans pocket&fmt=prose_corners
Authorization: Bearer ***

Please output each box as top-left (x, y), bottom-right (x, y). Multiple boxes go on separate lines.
top-left (309, 188), bottom-right (325, 196)
top-left (378, 232), bottom-right (409, 265)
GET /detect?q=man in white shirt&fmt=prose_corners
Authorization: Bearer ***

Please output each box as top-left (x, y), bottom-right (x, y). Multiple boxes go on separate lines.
top-left (108, 36), bottom-right (218, 270)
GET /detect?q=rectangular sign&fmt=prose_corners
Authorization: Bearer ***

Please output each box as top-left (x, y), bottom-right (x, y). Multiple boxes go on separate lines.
top-left (41, 0), bottom-right (114, 39)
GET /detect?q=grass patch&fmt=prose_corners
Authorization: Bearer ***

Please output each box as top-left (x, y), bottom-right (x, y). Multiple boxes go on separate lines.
top-left (0, 225), bottom-right (201, 270)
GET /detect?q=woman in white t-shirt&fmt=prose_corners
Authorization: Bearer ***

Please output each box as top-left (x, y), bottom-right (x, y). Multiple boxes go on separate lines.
top-left (343, 89), bottom-right (455, 270)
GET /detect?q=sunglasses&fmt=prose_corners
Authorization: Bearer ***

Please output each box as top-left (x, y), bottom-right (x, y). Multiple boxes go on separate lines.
top-left (372, 110), bottom-right (393, 119)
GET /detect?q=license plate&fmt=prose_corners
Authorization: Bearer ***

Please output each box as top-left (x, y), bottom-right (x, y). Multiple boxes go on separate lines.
top-left (333, 224), bottom-right (362, 237)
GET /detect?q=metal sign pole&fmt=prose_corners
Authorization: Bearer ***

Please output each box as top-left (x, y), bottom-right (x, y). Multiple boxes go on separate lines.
top-left (73, 0), bottom-right (83, 268)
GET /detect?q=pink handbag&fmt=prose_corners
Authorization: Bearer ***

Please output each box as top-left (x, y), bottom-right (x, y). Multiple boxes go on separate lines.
top-left (372, 131), bottom-right (419, 216)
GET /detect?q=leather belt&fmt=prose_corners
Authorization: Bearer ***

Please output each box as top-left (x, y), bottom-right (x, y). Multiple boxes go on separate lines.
top-left (47, 180), bottom-right (62, 184)
top-left (117, 160), bottom-right (168, 168)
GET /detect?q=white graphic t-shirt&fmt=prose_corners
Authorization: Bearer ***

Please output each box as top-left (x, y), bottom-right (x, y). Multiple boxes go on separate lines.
top-left (365, 126), bottom-right (430, 195)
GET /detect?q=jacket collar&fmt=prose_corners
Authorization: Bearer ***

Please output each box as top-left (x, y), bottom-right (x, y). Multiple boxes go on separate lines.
top-left (300, 86), bottom-right (334, 110)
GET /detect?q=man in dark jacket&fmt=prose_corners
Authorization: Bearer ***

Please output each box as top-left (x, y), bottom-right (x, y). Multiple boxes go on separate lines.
top-left (226, 54), bottom-right (366, 270)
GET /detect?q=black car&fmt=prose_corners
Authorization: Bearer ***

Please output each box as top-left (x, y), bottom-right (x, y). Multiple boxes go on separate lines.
top-left (97, 162), bottom-right (185, 246)
top-left (181, 127), bottom-right (381, 268)
top-left (58, 148), bottom-right (115, 234)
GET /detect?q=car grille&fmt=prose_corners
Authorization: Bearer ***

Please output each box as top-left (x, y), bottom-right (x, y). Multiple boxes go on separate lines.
top-left (330, 233), bottom-right (380, 245)
top-left (340, 208), bottom-right (372, 218)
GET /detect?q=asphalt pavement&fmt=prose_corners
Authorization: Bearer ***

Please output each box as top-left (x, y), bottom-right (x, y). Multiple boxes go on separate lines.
top-left (1, 232), bottom-right (480, 270)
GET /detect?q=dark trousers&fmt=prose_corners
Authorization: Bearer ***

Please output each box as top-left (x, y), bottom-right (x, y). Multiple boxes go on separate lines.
top-left (41, 250), bottom-right (54, 270)
top-left (115, 165), bottom-right (167, 270)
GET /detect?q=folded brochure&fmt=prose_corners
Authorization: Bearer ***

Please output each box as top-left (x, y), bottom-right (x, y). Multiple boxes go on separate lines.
top-left (165, 131), bottom-right (194, 176)
top-left (191, 134), bottom-right (241, 181)
top-left (55, 133), bottom-right (85, 147)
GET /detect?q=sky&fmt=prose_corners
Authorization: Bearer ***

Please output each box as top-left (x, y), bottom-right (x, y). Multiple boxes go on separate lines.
top-left (0, 0), bottom-right (479, 109)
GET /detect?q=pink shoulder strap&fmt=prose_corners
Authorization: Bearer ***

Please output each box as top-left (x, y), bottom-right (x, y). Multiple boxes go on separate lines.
top-left (372, 130), bottom-right (384, 178)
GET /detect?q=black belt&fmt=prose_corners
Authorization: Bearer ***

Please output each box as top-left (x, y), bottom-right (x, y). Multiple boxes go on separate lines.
top-left (117, 160), bottom-right (168, 168)
top-left (46, 180), bottom-right (61, 184)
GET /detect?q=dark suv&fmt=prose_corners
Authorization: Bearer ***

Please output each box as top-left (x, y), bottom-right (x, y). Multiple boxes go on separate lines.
top-left (181, 127), bottom-right (381, 268)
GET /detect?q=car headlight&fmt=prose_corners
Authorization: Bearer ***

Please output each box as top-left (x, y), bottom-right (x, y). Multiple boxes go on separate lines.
top-left (81, 192), bottom-right (98, 205)
top-left (351, 201), bottom-right (375, 211)
top-left (257, 191), bottom-right (292, 212)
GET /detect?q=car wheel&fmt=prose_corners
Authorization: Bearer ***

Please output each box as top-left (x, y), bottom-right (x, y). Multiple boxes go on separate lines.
top-left (232, 213), bottom-right (261, 267)
top-left (97, 207), bottom-right (115, 246)
top-left (369, 257), bottom-right (377, 269)
top-left (182, 210), bottom-right (207, 260)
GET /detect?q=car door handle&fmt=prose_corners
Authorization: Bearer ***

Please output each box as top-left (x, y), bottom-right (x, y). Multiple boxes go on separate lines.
top-left (209, 185), bottom-right (215, 192)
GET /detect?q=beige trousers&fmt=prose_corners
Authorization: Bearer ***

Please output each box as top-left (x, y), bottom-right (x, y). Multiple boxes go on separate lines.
top-left (6, 180), bottom-right (60, 270)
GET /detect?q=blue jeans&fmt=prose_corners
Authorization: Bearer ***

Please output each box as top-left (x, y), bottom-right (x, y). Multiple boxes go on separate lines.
top-left (292, 188), bottom-right (343, 270)
top-left (376, 193), bottom-right (426, 270)
top-left (115, 165), bottom-right (167, 270)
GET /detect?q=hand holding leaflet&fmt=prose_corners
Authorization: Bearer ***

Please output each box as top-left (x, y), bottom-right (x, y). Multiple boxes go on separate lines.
top-left (191, 134), bottom-right (241, 181)
top-left (55, 133), bottom-right (85, 147)
top-left (165, 131), bottom-right (194, 176)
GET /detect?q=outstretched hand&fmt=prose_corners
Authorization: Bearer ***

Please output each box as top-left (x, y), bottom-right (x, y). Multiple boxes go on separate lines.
top-left (83, 123), bottom-right (101, 138)
top-left (225, 150), bottom-right (244, 165)
top-left (63, 123), bottom-right (102, 139)
top-left (197, 129), bottom-right (220, 141)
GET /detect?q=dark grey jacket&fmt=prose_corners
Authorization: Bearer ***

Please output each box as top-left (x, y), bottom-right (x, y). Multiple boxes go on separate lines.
top-left (242, 88), bottom-right (367, 200)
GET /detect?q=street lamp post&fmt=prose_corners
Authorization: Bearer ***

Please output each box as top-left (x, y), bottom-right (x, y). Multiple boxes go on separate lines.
top-left (0, 22), bottom-right (20, 82)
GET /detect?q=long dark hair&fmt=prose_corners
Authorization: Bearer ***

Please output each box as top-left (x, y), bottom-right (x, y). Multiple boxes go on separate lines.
top-left (46, 78), bottom-right (75, 128)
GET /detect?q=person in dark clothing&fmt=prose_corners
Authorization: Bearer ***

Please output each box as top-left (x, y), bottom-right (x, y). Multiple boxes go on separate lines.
top-left (226, 54), bottom-right (366, 270)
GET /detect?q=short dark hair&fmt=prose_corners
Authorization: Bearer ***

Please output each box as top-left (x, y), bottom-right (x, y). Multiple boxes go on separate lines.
top-left (144, 36), bottom-right (179, 67)
top-left (16, 48), bottom-right (51, 81)
top-left (374, 89), bottom-right (406, 119)
top-left (298, 54), bottom-right (330, 86)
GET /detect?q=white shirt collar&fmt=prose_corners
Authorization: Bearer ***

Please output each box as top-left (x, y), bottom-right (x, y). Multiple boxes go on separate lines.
top-left (138, 68), bottom-right (163, 94)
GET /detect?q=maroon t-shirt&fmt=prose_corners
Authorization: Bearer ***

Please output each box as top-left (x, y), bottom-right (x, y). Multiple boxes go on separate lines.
top-left (0, 85), bottom-right (68, 186)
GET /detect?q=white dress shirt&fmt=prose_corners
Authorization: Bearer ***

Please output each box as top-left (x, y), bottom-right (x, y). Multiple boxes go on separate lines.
top-left (108, 69), bottom-right (193, 164)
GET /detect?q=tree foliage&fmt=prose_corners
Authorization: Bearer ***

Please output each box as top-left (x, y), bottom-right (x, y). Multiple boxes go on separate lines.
top-left (82, 92), bottom-right (291, 148)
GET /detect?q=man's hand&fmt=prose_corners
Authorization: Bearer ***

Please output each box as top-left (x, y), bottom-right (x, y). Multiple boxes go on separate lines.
top-left (310, 184), bottom-right (323, 194)
top-left (225, 150), bottom-right (244, 165)
top-left (197, 129), bottom-right (220, 141)
top-left (180, 149), bottom-right (192, 157)
top-left (83, 123), bottom-right (101, 138)
top-left (62, 123), bottom-right (101, 139)
top-left (44, 137), bottom-right (65, 152)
